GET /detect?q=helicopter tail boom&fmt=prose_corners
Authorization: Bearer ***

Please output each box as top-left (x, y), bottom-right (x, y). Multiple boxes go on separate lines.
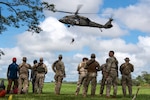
top-left (104, 18), bottom-right (113, 29)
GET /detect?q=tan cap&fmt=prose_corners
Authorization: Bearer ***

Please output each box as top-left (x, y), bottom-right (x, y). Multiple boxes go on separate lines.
top-left (22, 57), bottom-right (27, 61)
top-left (82, 57), bottom-right (88, 61)
top-left (40, 57), bottom-right (43, 61)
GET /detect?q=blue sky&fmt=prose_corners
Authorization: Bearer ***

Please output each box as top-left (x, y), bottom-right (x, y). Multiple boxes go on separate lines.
top-left (103, 0), bottom-right (139, 8)
top-left (0, 0), bottom-right (150, 82)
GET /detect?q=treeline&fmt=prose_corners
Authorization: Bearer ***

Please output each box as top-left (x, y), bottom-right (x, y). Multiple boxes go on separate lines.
top-left (132, 71), bottom-right (150, 86)
top-left (114, 71), bottom-right (150, 86)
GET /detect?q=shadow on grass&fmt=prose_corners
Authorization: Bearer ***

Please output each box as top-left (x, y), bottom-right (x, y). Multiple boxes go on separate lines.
top-left (0, 93), bottom-right (150, 100)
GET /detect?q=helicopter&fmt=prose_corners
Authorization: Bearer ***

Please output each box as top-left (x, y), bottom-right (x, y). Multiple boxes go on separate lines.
top-left (51, 5), bottom-right (113, 30)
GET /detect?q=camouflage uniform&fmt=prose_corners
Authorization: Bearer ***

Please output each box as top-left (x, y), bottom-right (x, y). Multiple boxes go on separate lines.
top-left (75, 57), bottom-right (88, 95)
top-left (120, 57), bottom-right (134, 97)
top-left (106, 51), bottom-right (118, 97)
top-left (18, 57), bottom-right (31, 94)
top-left (83, 54), bottom-right (101, 97)
top-left (34, 58), bottom-right (47, 94)
top-left (100, 63), bottom-right (107, 95)
top-left (52, 54), bottom-right (66, 95)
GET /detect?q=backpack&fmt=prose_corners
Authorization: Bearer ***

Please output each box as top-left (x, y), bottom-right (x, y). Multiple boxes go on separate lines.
top-left (122, 64), bottom-right (131, 75)
top-left (37, 63), bottom-right (45, 73)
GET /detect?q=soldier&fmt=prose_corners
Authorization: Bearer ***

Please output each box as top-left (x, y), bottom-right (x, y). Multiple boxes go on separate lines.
top-left (6, 57), bottom-right (18, 94)
top-left (52, 54), bottom-right (66, 95)
top-left (99, 59), bottom-right (108, 96)
top-left (75, 57), bottom-right (88, 96)
top-left (18, 57), bottom-right (32, 94)
top-left (0, 80), bottom-right (6, 97)
top-left (0, 80), bottom-right (5, 90)
top-left (120, 57), bottom-right (134, 97)
top-left (83, 53), bottom-right (101, 97)
top-left (105, 51), bottom-right (118, 98)
top-left (34, 57), bottom-right (47, 94)
top-left (30, 60), bottom-right (38, 93)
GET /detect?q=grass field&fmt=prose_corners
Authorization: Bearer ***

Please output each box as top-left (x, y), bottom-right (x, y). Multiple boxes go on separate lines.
top-left (0, 82), bottom-right (150, 100)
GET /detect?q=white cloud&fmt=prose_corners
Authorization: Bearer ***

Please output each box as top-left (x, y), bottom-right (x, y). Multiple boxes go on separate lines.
top-left (106, 0), bottom-right (150, 33)
top-left (1, 0), bottom-right (150, 82)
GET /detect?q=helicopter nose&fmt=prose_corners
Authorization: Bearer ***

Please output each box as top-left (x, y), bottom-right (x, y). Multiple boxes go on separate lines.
top-left (59, 19), bottom-right (63, 22)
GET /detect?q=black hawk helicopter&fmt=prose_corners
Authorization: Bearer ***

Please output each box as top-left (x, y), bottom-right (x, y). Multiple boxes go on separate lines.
top-left (51, 5), bottom-right (113, 30)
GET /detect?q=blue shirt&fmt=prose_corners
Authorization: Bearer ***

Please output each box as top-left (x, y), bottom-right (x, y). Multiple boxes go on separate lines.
top-left (7, 62), bottom-right (18, 79)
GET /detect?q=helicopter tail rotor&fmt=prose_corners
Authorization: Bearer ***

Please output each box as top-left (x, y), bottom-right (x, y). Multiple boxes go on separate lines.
top-left (104, 18), bottom-right (113, 29)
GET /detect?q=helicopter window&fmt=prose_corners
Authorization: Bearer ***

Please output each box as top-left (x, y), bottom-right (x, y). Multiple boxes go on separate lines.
top-left (74, 19), bottom-right (79, 24)
top-left (86, 18), bottom-right (90, 22)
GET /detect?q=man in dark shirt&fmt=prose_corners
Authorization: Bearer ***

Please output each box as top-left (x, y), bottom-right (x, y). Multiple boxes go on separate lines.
top-left (6, 57), bottom-right (19, 94)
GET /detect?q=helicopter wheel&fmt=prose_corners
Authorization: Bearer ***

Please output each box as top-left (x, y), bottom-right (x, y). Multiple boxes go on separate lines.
top-left (67, 25), bottom-right (70, 27)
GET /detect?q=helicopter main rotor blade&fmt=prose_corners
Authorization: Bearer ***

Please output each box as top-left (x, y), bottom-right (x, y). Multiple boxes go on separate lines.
top-left (55, 10), bottom-right (74, 14)
top-left (75, 4), bottom-right (83, 15)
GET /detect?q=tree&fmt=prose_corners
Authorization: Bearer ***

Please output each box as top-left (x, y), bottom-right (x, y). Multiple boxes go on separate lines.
top-left (0, 49), bottom-right (4, 59)
top-left (0, 0), bottom-right (55, 34)
top-left (135, 71), bottom-right (150, 85)
top-left (141, 71), bottom-right (150, 84)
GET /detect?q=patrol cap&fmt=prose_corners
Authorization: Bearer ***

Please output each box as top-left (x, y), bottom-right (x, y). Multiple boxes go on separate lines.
top-left (12, 57), bottom-right (17, 62)
top-left (124, 57), bottom-right (130, 61)
top-left (22, 57), bottom-right (27, 61)
top-left (91, 53), bottom-right (96, 58)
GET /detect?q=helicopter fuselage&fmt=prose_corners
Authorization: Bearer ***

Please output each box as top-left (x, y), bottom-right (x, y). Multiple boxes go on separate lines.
top-left (59, 15), bottom-right (106, 28)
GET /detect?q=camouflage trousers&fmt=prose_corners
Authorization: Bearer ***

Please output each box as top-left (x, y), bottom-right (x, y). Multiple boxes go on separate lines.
top-left (54, 74), bottom-right (64, 95)
top-left (83, 72), bottom-right (97, 96)
top-left (18, 74), bottom-right (29, 94)
top-left (106, 71), bottom-right (118, 97)
top-left (121, 74), bottom-right (132, 97)
top-left (34, 73), bottom-right (45, 94)
top-left (100, 75), bottom-right (107, 95)
top-left (75, 72), bottom-right (87, 95)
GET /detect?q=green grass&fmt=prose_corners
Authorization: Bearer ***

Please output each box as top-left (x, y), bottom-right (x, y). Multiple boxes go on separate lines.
top-left (0, 82), bottom-right (150, 100)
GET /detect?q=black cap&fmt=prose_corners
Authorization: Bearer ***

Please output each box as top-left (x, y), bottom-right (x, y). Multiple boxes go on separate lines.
top-left (91, 53), bottom-right (96, 58)
top-left (33, 60), bottom-right (37, 64)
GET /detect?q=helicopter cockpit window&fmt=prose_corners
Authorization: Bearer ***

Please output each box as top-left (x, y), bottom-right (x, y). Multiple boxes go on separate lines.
top-left (74, 19), bottom-right (79, 24)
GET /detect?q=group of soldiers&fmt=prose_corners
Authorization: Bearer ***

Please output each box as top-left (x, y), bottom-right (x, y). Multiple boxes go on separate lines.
top-left (5, 54), bottom-right (65, 95)
top-left (4, 51), bottom-right (134, 98)
top-left (6, 57), bottom-right (48, 94)
top-left (75, 51), bottom-right (134, 98)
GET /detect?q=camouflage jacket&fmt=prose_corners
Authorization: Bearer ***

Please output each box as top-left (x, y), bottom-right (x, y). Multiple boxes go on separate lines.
top-left (85, 59), bottom-right (101, 73)
top-left (35, 63), bottom-right (48, 74)
top-left (106, 57), bottom-right (118, 74)
top-left (77, 61), bottom-right (87, 74)
top-left (120, 62), bottom-right (134, 75)
top-left (18, 62), bottom-right (32, 75)
top-left (101, 63), bottom-right (107, 75)
top-left (52, 60), bottom-right (66, 76)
